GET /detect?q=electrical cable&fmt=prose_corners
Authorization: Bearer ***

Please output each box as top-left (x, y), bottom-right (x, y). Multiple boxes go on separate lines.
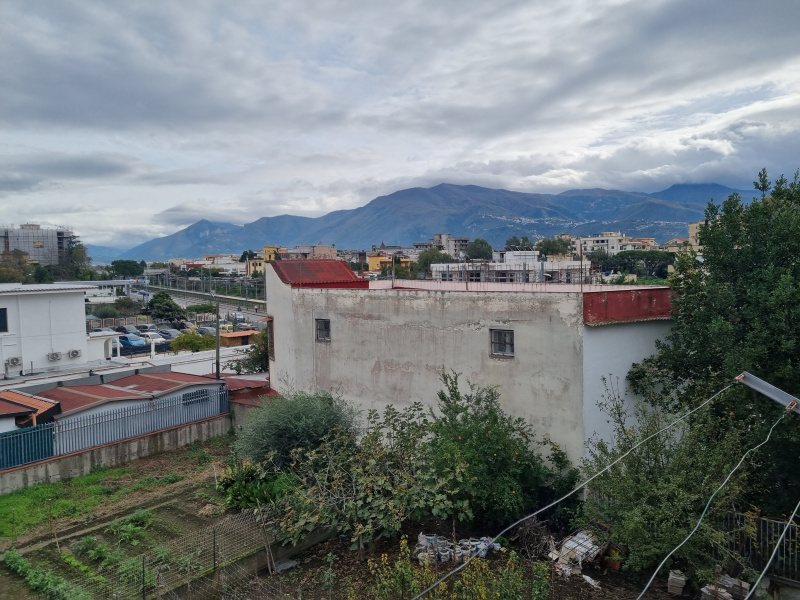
top-left (743, 497), bottom-right (800, 600)
top-left (411, 382), bottom-right (737, 600)
top-left (635, 410), bottom-right (787, 599)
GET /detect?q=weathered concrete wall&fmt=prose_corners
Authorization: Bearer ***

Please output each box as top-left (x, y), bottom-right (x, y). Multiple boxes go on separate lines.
top-left (0, 414), bottom-right (232, 494)
top-left (581, 320), bottom-right (671, 454)
top-left (270, 284), bottom-right (588, 461)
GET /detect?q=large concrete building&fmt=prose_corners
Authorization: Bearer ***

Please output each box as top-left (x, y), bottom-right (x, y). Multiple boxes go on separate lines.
top-left (1, 224), bottom-right (77, 266)
top-left (264, 260), bottom-right (672, 461)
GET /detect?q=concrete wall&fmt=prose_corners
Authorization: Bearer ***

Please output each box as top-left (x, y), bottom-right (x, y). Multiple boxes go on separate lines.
top-left (268, 275), bottom-right (588, 461)
top-left (581, 321), bottom-right (671, 454)
top-left (0, 289), bottom-right (89, 374)
top-left (0, 414), bottom-right (231, 494)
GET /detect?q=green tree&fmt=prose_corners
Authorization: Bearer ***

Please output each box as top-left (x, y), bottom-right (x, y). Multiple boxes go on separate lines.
top-left (170, 332), bottom-right (216, 353)
top-left (504, 235), bottom-right (534, 249)
top-left (628, 167), bottom-right (800, 514)
top-left (1, 250), bottom-right (33, 282)
top-left (534, 238), bottom-right (572, 257)
top-left (226, 327), bottom-right (270, 374)
top-left (0, 267), bottom-right (24, 283)
top-left (415, 248), bottom-right (453, 274)
top-left (586, 249), bottom-right (614, 271)
top-left (465, 238), bottom-right (493, 260)
top-left (239, 250), bottom-right (257, 262)
top-left (613, 250), bottom-right (674, 278)
top-left (94, 305), bottom-right (122, 319)
top-left (148, 291), bottom-right (185, 321)
top-left (113, 296), bottom-right (142, 317)
top-left (110, 260), bottom-right (145, 278)
top-left (48, 240), bottom-right (94, 281)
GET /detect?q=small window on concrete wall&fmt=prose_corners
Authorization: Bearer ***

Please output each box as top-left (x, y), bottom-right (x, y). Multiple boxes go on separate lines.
top-left (490, 329), bottom-right (514, 357)
top-left (316, 318), bottom-right (331, 342)
top-left (0, 308), bottom-right (7, 333)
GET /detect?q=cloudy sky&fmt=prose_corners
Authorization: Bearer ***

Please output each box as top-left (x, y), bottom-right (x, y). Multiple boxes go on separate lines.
top-left (2, 1), bottom-right (799, 247)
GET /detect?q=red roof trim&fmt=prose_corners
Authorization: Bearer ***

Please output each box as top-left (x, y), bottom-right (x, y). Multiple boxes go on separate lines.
top-left (270, 260), bottom-right (367, 288)
top-left (583, 288), bottom-right (673, 326)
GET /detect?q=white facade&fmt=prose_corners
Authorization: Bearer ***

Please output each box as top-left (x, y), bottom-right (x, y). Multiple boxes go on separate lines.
top-left (0, 283), bottom-right (98, 377)
top-left (430, 259), bottom-right (589, 284)
top-left (579, 232), bottom-right (631, 256)
top-left (265, 266), bottom-right (670, 462)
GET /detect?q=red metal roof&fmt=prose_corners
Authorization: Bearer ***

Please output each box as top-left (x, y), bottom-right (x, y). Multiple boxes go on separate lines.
top-left (0, 390), bottom-right (58, 415)
top-left (583, 288), bottom-right (673, 326)
top-left (270, 260), bottom-right (368, 288)
top-left (110, 372), bottom-right (219, 395)
top-left (0, 398), bottom-right (34, 417)
top-left (37, 385), bottom-right (150, 416)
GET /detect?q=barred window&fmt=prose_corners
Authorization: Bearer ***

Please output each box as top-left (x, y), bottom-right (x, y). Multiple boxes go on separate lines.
top-left (490, 329), bottom-right (514, 357)
top-left (316, 318), bottom-right (331, 342)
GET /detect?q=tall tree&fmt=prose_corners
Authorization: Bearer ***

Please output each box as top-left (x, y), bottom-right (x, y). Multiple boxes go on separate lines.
top-left (110, 259), bottom-right (145, 278)
top-left (415, 248), bottom-right (453, 274)
top-left (534, 238), bottom-right (572, 257)
top-left (148, 291), bottom-right (186, 321)
top-left (628, 168), bottom-right (800, 514)
top-left (465, 238), bottom-right (493, 261)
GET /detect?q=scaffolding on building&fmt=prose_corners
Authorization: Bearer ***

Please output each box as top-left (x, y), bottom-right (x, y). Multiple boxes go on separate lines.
top-left (1, 223), bottom-right (77, 266)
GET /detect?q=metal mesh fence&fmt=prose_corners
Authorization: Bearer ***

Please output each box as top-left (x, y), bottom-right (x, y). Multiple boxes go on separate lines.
top-left (60, 509), bottom-right (300, 600)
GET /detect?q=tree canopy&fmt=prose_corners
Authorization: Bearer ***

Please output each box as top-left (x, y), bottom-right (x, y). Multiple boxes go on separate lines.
top-left (628, 167), bottom-right (800, 514)
top-left (110, 259), bottom-right (145, 278)
top-left (534, 237), bottom-right (572, 257)
top-left (414, 248), bottom-right (453, 273)
top-left (505, 235), bottom-right (534, 249)
top-left (465, 238), bottom-right (493, 261)
top-left (148, 291), bottom-right (185, 321)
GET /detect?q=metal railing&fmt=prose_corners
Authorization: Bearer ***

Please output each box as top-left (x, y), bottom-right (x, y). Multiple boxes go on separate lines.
top-left (721, 511), bottom-right (800, 581)
top-left (0, 388), bottom-right (229, 471)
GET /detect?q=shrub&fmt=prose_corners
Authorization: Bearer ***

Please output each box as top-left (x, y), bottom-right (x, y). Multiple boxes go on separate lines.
top-left (234, 390), bottom-right (359, 467)
top-left (429, 372), bottom-right (579, 527)
top-left (216, 464), bottom-right (299, 508)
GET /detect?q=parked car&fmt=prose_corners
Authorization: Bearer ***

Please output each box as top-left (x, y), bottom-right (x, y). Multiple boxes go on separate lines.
top-left (176, 320), bottom-right (197, 331)
top-left (140, 332), bottom-right (166, 344)
top-left (234, 323), bottom-right (256, 332)
top-left (92, 327), bottom-right (116, 333)
top-left (197, 327), bottom-right (217, 337)
top-left (119, 334), bottom-right (146, 348)
top-left (158, 329), bottom-right (183, 340)
top-left (212, 321), bottom-right (233, 333)
top-left (115, 325), bottom-right (141, 335)
top-left (138, 324), bottom-right (159, 333)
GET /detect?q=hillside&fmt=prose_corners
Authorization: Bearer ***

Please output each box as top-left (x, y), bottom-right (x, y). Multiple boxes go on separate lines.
top-left (111, 182), bottom-right (754, 261)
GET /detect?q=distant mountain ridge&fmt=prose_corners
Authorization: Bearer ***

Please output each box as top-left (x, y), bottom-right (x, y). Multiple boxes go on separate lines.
top-left (110, 182), bottom-right (755, 261)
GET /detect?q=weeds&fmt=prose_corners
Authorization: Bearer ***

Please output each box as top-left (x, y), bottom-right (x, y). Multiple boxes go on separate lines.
top-left (4, 547), bottom-right (93, 600)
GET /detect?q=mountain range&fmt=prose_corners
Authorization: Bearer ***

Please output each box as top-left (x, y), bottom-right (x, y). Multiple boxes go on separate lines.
top-left (100, 182), bottom-right (754, 262)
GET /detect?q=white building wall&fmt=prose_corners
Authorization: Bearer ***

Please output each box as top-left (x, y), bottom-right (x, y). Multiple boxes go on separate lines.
top-left (0, 415), bottom-right (19, 433)
top-left (1, 287), bottom-right (91, 375)
top-left (581, 321), bottom-right (671, 454)
top-left (268, 278), bottom-right (589, 461)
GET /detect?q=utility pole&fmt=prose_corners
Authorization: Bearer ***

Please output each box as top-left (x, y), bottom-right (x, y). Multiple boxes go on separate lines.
top-left (215, 297), bottom-right (221, 380)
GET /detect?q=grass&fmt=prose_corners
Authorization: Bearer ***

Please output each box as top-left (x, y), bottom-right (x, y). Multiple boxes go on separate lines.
top-left (0, 467), bottom-right (184, 540)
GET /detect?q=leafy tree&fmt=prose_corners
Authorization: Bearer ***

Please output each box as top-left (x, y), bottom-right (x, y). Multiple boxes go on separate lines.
top-left (628, 167), bottom-right (800, 515)
top-left (33, 264), bottom-right (53, 283)
top-left (1, 250), bottom-right (32, 282)
top-left (234, 390), bottom-right (359, 467)
top-left (48, 241), bottom-right (94, 281)
top-left (465, 238), bottom-right (493, 261)
top-left (534, 238), bottom-right (572, 257)
top-left (113, 296), bottom-right (142, 317)
top-left (0, 267), bottom-right (24, 283)
top-left (226, 327), bottom-right (270, 374)
top-left (429, 373), bottom-right (578, 527)
top-left (239, 250), bottom-right (257, 262)
top-left (754, 167), bottom-right (771, 199)
top-left (586, 249), bottom-right (615, 271)
top-left (110, 260), bottom-right (145, 278)
top-left (148, 291), bottom-right (185, 321)
top-left (415, 248), bottom-right (453, 274)
top-left (170, 332), bottom-right (216, 353)
top-left (613, 250), bottom-right (674, 278)
top-left (505, 235), bottom-right (521, 247)
top-left (94, 305), bottom-right (122, 319)
top-left (504, 235), bottom-right (534, 249)
top-left (186, 303), bottom-right (215, 314)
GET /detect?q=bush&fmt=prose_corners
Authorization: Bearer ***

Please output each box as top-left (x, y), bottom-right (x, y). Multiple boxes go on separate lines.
top-left (93, 305), bottom-right (121, 319)
top-left (429, 372), bottom-right (579, 527)
top-left (170, 331), bottom-right (216, 353)
top-left (217, 465), bottom-right (299, 508)
top-left (234, 390), bottom-right (359, 467)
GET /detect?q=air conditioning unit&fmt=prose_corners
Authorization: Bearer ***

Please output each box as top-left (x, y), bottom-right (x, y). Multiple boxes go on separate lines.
top-left (47, 352), bottom-right (62, 361)
top-left (6, 357), bottom-right (22, 367)
top-left (68, 349), bottom-right (82, 358)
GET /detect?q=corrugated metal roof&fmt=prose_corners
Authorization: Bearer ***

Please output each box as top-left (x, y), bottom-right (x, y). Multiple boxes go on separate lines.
top-left (582, 288), bottom-right (673, 325)
top-left (0, 390), bottom-right (58, 414)
top-left (220, 331), bottom-right (259, 338)
top-left (110, 372), bottom-right (219, 394)
top-left (0, 398), bottom-right (34, 417)
top-left (270, 260), bottom-right (366, 288)
top-left (37, 385), bottom-right (150, 415)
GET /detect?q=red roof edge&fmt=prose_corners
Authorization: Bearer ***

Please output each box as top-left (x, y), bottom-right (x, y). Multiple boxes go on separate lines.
top-left (583, 288), bottom-right (673, 326)
top-left (270, 260), bottom-right (367, 288)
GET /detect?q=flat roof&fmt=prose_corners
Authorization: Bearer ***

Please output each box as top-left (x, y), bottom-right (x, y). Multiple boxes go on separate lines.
top-left (0, 283), bottom-right (98, 294)
top-left (110, 372), bottom-right (221, 395)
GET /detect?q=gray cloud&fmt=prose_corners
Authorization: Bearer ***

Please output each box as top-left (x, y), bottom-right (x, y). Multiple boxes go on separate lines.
top-left (1, 0), bottom-right (799, 244)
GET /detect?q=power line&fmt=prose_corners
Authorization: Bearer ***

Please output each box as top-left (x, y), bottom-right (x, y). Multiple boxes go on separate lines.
top-left (743, 498), bottom-right (800, 600)
top-left (636, 411), bottom-right (788, 599)
top-left (412, 382), bottom-right (737, 600)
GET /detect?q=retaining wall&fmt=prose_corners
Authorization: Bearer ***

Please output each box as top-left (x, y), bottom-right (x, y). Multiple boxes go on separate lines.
top-left (0, 414), bottom-right (232, 495)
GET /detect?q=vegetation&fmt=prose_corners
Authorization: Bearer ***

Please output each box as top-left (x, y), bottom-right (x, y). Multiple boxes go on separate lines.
top-left (505, 235), bottom-right (534, 249)
top-left (534, 237), bottom-right (572, 257)
top-left (587, 248), bottom-right (674, 277)
top-left (110, 259), bottom-right (144, 278)
top-left (170, 331), bottom-right (217, 352)
top-left (233, 390), bottom-right (359, 467)
top-left (414, 248), bottom-right (454, 274)
top-left (465, 238), bottom-right (493, 260)
top-left (113, 296), bottom-right (143, 317)
top-left (92, 304), bottom-right (122, 319)
top-left (147, 290), bottom-right (185, 321)
top-left (225, 327), bottom-right (270, 374)
top-left (4, 548), bottom-right (93, 600)
top-left (186, 302), bottom-right (216, 314)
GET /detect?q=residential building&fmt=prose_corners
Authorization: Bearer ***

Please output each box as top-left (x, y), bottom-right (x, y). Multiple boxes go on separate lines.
top-left (284, 244), bottom-right (337, 260)
top-left (1, 224), bottom-right (78, 266)
top-left (262, 245), bottom-right (280, 260)
top-left (0, 283), bottom-right (118, 377)
top-left (688, 221), bottom-right (704, 251)
top-left (413, 234), bottom-right (470, 258)
top-left (264, 260), bottom-right (672, 462)
top-left (578, 232), bottom-right (632, 256)
top-left (246, 257), bottom-right (267, 277)
top-left (663, 238), bottom-right (692, 253)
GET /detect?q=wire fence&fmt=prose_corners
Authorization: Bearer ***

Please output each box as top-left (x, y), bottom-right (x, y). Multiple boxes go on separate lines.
top-left (63, 509), bottom-right (298, 600)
